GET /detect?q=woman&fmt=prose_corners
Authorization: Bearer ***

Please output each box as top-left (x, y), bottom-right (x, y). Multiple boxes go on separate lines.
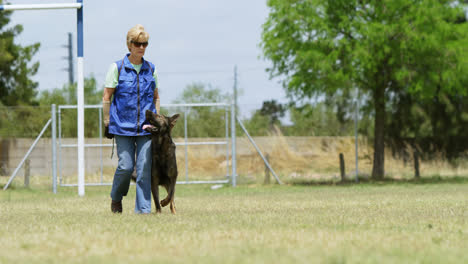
top-left (102, 24), bottom-right (160, 214)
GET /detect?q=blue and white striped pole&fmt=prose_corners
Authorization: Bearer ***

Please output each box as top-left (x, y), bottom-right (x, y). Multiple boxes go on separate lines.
top-left (76, 0), bottom-right (85, 196)
top-left (0, 1), bottom-right (85, 196)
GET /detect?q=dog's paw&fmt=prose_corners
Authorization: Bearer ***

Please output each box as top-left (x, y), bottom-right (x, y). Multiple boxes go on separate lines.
top-left (160, 199), bottom-right (169, 207)
top-left (170, 201), bottom-right (176, 214)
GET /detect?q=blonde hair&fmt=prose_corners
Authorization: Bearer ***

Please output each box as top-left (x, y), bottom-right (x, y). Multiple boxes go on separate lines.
top-left (126, 24), bottom-right (149, 51)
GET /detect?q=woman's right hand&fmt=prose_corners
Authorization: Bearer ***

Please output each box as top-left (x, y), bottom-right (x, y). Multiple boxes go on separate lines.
top-left (105, 126), bottom-right (114, 139)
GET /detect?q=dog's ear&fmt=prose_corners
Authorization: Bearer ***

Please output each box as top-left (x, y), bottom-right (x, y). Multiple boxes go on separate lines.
top-left (169, 114), bottom-right (180, 129)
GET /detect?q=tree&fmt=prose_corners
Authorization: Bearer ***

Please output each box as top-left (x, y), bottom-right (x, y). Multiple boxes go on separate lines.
top-left (243, 111), bottom-right (271, 136)
top-left (259, 100), bottom-right (285, 129)
top-left (171, 83), bottom-right (230, 138)
top-left (244, 100), bottom-right (286, 136)
top-left (386, 86), bottom-right (468, 162)
top-left (261, 0), bottom-right (468, 179)
top-left (37, 77), bottom-right (102, 138)
top-left (287, 101), bottom-right (356, 137)
top-left (385, 6), bottom-right (468, 161)
top-left (0, 4), bottom-right (40, 106)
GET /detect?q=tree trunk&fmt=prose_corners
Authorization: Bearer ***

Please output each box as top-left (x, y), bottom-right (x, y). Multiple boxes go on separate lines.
top-left (372, 85), bottom-right (385, 180)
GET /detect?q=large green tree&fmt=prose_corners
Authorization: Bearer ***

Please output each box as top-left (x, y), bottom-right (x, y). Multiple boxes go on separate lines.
top-left (385, 6), bottom-right (468, 161)
top-left (261, 0), bottom-right (468, 179)
top-left (0, 3), bottom-right (40, 106)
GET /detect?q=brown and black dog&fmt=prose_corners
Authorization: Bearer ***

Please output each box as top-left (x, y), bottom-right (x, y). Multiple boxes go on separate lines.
top-left (144, 110), bottom-right (180, 214)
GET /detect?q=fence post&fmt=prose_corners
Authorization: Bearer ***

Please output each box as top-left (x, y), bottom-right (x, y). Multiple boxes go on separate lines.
top-left (184, 107), bottom-right (189, 182)
top-left (339, 153), bottom-right (346, 181)
top-left (231, 66), bottom-right (237, 187)
top-left (52, 104), bottom-right (57, 194)
top-left (24, 159), bottom-right (30, 187)
top-left (354, 89), bottom-right (360, 182)
top-left (414, 151), bottom-right (420, 179)
top-left (264, 154), bottom-right (270, 184)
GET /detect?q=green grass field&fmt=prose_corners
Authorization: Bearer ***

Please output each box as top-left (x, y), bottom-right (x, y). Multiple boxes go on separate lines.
top-left (1, 181), bottom-right (467, 264)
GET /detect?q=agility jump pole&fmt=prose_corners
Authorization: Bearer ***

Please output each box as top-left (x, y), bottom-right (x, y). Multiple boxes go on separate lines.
top-left (0, 1), bottom-right (86, 196)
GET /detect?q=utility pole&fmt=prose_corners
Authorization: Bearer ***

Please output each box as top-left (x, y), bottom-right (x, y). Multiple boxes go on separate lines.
top-left (62, 32), bottom-right (74, 84)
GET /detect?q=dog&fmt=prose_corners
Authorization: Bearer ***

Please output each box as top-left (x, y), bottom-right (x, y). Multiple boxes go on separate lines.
top-left (143, 110), bottom-right (180, 214)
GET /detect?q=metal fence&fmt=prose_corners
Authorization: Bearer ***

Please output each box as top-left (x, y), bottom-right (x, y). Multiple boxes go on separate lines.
top-left (1, 102), bottom-right (239, 192)
top-left (57, 103), bottom-right (233, 187)
top-left (2, 101), bottom-right (467, 192)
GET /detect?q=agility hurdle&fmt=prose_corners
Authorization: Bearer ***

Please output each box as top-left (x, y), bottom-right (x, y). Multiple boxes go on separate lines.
top-left (0, 1), bottom-right (86, 196)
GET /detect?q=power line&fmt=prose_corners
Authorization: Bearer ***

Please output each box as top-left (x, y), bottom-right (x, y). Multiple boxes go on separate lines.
top-left (159, 66), bottom-right (266, 75)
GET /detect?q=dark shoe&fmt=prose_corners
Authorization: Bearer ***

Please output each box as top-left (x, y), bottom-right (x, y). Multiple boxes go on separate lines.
top-left (111, 200), bottom-right (122, 213)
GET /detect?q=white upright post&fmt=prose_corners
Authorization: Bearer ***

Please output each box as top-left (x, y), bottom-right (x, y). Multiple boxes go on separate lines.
top-left (52, 104), bottom-right (57, 193)
top-left (76, 0), bottom-right (85, 196)
top-left (231, 66), bottom-right (237, 187)
top-left (0, 1), bottom-right (84, 195)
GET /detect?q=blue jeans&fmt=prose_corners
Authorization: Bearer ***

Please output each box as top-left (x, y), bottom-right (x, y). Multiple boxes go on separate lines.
top-left (110, 135), bottom-right (152, 214)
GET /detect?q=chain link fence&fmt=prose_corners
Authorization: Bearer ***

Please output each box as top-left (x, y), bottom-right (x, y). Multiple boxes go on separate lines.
top-left (236, 101), bottom-right (468, 184)
top-left (1, 102), bottom-right (467, 190)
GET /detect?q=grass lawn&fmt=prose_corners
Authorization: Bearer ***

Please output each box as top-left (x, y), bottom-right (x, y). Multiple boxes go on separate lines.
top-left (0, 181), bottom-right (467, 264)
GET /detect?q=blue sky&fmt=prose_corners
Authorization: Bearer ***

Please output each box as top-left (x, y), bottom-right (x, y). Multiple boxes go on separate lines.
top-left (8, 0), bottom-right (288, 118)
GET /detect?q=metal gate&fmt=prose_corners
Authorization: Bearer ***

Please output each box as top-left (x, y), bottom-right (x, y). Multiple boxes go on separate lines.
top-left (57, 103), bottom-right (232, 187)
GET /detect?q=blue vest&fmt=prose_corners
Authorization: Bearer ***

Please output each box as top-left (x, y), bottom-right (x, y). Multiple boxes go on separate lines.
top-left (109, 54), bottom-right (156, 136)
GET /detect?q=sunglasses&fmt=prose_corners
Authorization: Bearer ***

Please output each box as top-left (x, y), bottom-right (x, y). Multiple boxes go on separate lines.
top-left (131, 41), bottom-right (148, 48)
